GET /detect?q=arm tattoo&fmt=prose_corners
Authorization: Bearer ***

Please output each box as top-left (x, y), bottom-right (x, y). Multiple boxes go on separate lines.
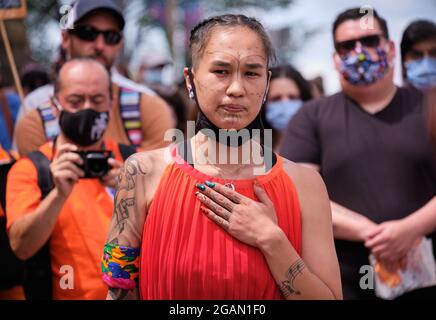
top-left (108, 287), bottom-right (130, 300)
top-left (118, 157), bottom-right (148, 192)
top-left (279, 258), bottom-right (306, 297)
top-left (114, 197), bottom-right (135, 234)
top-left (111, 156), bottom-right (147, 236)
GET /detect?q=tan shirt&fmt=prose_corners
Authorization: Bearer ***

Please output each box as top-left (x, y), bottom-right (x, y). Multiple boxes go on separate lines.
top-left (15, 85), bottom-right (176, 155)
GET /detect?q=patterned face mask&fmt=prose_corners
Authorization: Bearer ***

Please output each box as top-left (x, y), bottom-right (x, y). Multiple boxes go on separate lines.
top-left (339, 46), bottom-right (390, 86)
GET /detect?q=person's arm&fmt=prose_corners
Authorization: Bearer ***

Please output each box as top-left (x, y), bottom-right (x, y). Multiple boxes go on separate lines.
top-left (8, 144), bottom-right (84, 260)
top-left (331, 201), bottom-right (378, 242)
top-left (15, 110), bottom-right (48, 156)
top-left (404, 196), bottom-right (436, 236)
top-left (104, 153), bottom-right (150, 300)
top-left (260, 167), bottom-right (342, 299)
top-left (364, 196), bottom-right (436, 263)
top-left (298, 162), bottom-right (377, 242)
top-left (195, 166), bottom-right (342, 300)
top-left (9, 188), bottom-right (68, 260)
top-left (139, 94), bottom-right (176, 151)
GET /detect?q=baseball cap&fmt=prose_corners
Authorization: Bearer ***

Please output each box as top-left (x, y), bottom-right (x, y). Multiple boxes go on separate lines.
top-left (71, 0), bottom-right (125, 30)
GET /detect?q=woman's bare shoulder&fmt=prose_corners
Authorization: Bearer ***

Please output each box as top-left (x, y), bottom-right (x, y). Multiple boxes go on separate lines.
top-left (279, 157), bottom-right (330, 215)
top-left (126, 146), bottom-right (174, 178)
top-left (280, 157), bottom-right (324, 190)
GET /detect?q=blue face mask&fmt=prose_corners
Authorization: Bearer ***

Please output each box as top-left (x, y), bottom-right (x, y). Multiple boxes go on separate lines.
top-left (340, 46), bottom-right (389, 86)
top-left (144, 69), bottom-right (163, 85)
top-left (266, 99), bottom-right (303, 131)
top-left (406, 57), bottom-right (436, 89)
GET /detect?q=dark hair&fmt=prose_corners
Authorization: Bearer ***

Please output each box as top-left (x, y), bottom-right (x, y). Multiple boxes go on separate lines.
top-left (261, 64), bottom-right (313, 149)
top-left (189, 14), bottom-right (276, 69)
top-left (400, 20), bottom-right (436, 67)
top-left (332, 7), bottom-right (389, 43)
top-left (54, 57), bottom-right (112, 97)
top-left (270, 65), bottom-right (313, 102)
top-left (20, 64), bottom-right (50, 94)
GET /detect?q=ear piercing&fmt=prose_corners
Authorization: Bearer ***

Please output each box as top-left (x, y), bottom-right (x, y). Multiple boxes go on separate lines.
top-left (189, 88), bottom-right (195, 100)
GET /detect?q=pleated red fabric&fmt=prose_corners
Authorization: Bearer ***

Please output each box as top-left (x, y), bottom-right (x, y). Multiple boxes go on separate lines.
top-left (139, 146), bottom-right (302, 300)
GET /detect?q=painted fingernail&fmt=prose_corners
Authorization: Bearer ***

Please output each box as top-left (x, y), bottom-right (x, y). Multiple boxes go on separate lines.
top-left (196, 183), bottom-right (206, 191)
top-left (205, 181), bottom-right (215, 188)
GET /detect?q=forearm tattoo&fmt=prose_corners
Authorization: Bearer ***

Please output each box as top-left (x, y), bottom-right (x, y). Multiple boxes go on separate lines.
top-left (114, 197), bottom-right (135, 234)
top-left (112, 157), bottom-right (147, 237)
top-left (279, 259), bottom-right (306, 297)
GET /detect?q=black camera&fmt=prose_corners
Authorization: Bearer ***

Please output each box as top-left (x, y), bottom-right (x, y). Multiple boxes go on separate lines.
top-left (74, 150), bottom-right (113, 179)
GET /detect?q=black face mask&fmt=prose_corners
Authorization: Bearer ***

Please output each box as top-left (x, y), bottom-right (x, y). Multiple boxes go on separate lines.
top-left (188, 69), bottom-right (268, 148)
top-left (58, 107), bottom-right (109, 147)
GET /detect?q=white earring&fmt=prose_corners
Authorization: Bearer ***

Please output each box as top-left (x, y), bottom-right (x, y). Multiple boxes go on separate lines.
top-left (189, 88), bottom-right (195, 100)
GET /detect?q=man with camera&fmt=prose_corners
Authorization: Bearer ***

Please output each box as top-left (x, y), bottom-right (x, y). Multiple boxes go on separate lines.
top-left (13, 0), bottom-right (175, 156)
top-left (5, 58), bottom-right (135, 300)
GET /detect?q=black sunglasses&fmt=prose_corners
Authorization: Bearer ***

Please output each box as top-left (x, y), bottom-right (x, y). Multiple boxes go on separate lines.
top-left (70, 25), bottom-right (122, 46)
top-left (335, 34), bottom-right (384, 53)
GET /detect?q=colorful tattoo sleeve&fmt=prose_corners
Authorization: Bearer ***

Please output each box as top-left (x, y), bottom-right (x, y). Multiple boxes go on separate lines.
top-left (101, 243), bottom-right (140, 290)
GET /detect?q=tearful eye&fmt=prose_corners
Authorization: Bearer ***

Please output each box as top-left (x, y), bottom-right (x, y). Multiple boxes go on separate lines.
top-left (213, 70), bottom-right (228, 76)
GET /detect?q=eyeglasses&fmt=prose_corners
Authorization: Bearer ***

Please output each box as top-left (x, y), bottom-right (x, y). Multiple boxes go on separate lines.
top-left (335, 34), bottom-right (384, 54)
top-left (69, 25), bottom-right (122, 46)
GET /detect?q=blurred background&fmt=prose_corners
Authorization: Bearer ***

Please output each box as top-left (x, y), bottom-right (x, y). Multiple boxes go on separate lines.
top-left (1, 0), bottom-right (435, 95)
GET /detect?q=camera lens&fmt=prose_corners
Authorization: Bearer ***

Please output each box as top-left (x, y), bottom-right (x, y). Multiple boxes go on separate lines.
top-left (89, 159), bottom-right (107, 177)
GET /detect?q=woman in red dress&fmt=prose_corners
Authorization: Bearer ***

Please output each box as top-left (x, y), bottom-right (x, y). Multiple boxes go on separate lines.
top-left (103, 14), bottom-right (342, 300)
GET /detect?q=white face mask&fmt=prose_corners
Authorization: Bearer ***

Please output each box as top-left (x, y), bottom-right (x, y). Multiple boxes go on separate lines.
top-left (266, 99), bottom-right (303, 131)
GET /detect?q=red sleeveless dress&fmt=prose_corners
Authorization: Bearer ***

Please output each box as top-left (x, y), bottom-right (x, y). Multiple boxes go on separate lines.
top-left (139, 146), bottom-right (302, 299)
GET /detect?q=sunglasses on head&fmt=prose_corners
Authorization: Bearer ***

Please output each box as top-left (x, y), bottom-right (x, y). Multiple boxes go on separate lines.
top-left (69, 25), bottom-right (122, 46)
top-left (335, 34), bottom-right (384, 54)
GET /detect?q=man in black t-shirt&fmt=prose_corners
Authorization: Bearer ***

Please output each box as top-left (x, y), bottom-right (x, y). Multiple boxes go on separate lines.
top-left (281, 8), bottom-right (436, 300)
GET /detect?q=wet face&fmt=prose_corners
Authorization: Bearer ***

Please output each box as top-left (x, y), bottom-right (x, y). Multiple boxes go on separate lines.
top-left (267, 77), bottom-right (301, 102)
top-left (62, 12), bottom-right (123, 69)
top-left (185, 26), bottom-right (270, 130)
top-left (56, 61), bottom-right (111, 114)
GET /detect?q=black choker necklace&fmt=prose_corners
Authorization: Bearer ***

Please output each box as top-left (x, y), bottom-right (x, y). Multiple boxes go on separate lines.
top-left (178, 139), bottom-right (277, 173)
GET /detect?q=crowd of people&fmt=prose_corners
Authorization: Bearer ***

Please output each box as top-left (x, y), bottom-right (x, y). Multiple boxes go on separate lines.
top-left (0, 0), bottom-right (435, 301)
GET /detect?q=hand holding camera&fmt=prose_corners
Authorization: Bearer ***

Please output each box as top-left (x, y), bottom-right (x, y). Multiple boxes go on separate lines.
top-left (50, 143), bottom-right (85, 198)
top-left (100, 158), bottom-right (123, 189)
top-left (73, 150), bottom-right (122, 189)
